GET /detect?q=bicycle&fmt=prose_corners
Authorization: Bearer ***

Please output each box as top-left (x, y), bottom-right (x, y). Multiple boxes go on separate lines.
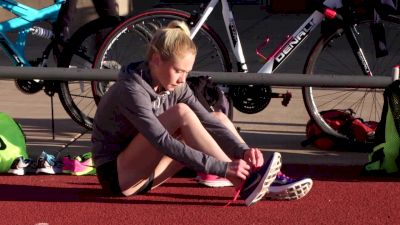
top-left (0, 0), bottom-right (120, 130)
top-left (91, 0), bottom-right (400, 139)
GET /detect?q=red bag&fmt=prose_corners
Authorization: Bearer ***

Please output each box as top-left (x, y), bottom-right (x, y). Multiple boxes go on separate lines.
top-left (350, 119), bottom-right (377, 143)
top-left (302, 109), bottom-right (377, 150)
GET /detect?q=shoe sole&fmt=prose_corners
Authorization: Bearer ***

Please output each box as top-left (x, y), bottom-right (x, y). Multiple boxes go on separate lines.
top-left (36, 167), bottom-right (62, 174)
top-left (8, 169), bottom-right (25, 176)
top-left (245, 152), bottom-right (282, 206)
top-left (72, 168), bottom-right (96, 176)
top-left (36, 168), bottom-right (56, 174)
top-left (197, 179), bottom-right (234, 188)
top-left (267, 178), bottom-right (313, 201)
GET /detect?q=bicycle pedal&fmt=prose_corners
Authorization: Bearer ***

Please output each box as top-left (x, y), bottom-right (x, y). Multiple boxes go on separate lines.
top-left (269, 91), bottom-right (292, 107)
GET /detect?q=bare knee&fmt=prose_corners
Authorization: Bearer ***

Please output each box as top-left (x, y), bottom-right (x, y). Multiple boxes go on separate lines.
top-left (157, 103), bottom-right (200, 136)
top-left (174, 102), bottom-right (192, 113)
top-left (172, 103), bottom-right (197, 123)
top-left (212, 111), bottom-right (230, 125)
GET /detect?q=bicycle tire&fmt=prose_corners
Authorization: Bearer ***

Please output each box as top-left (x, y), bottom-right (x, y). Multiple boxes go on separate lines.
top-left (57, 16), bottom-right (121, 130)
top-left (303, 16), bottom-right (400, 139)
top-left (91, 8), bottom-right (232, 116)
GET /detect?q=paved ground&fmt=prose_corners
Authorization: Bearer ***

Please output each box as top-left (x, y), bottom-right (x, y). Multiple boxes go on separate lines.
top-left (2, 174), bottom-right (400, 225)
top-left (0, 80), bottom-right (369, 167)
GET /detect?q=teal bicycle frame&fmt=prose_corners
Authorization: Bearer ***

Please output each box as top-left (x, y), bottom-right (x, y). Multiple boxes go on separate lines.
top-left (0, 0), bottom-right (65, 66)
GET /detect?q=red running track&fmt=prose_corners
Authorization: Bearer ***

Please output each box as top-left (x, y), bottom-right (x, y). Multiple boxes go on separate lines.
top-left (0, 165), bottom-right (399, 225)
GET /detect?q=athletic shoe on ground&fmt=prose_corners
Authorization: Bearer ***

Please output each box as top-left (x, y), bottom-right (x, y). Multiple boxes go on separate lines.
top-left (196, 172), bottom-right (234, 187)
top-left (62, 156), bottom-right (75, 174)
top-left (7, 156), bottom-right (32, 176)
top-left (36, 151), bottom-right (62, 174)
top-left (239, 152), bottom-right (282, 206)
top-left (76, 152), bottom-right (93, 163)
top-left (267, 172), bottom-right (313, 201)
top-left (72, 157), bottom-right (96, 176)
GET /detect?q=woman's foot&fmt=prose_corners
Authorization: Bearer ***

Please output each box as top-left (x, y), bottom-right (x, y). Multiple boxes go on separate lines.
top-left (266, 172), bottom-right (313, 201)
top-left (239, 152), bottom-right (282, 206)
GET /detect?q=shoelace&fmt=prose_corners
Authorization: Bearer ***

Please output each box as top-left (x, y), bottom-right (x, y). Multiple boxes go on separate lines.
top-left (46, 153), bottom-right (64, 168)
top-left (224, 180), bottom-right (245, 207)
top-left (224, 166), bottom-right (260, 207)
top-left (42, 153), bottom-right (56, 166)
top-left (275, 171), bottom-right (294, 184)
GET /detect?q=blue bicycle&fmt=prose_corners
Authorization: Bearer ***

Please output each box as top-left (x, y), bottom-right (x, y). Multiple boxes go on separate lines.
top-left (0, 0), bottom-right (120, 129)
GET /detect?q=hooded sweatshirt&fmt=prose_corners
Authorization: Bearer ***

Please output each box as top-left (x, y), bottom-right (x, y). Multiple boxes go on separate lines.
top-left (91, 62), bottom-right (249, 177)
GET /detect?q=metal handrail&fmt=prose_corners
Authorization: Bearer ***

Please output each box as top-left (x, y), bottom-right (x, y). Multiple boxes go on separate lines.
top-left (0, 66), bottom-right (394, 88)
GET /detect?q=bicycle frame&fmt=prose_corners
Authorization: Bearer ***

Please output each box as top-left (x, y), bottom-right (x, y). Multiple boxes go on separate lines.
top-left (0, 0), bottom-right (64, 66)
top-left (189, 0), bottom-right (372, 75)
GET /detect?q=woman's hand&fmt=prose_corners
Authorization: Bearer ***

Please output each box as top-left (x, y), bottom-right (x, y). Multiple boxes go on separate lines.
top-left (225, 159), bottom-right (251, 187)
top-left (243, 148), bottom-right (264, 170)
top-left (225, 149), bottom-right (264, 188)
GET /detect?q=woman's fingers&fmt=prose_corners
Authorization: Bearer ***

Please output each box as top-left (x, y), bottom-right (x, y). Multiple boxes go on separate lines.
top-left (254, 148), bottom-right (264, 168)
top-left (228, 160), bottom-right (250, 180)
top-left (244, 148), bottom-right (264, 169)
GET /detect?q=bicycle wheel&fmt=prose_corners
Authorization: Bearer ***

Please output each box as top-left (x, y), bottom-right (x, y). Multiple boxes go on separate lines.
top-left (92, 8), bottom-right (231, 104)
top-left (303, 17), bottom-right (400, 139)
top-left (57, 16), bottom-right (121, 130)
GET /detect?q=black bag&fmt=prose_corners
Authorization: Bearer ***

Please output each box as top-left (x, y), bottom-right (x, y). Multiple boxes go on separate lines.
top-left (340, 0), bottom-right (397, 58)
top-left (374, 0), bottom-right (397, 15)
top-left (187, 76), bottom-right (233, 119)
top-left (345, 0), bottom-right (396, 16)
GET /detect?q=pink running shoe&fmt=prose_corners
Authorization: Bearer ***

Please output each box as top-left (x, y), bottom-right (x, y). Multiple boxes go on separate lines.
top-left (62, 156), bottom-right (75, 174)
top-left (196, 172), bottom-right (233, 188)
top-left (72, 157), bottom-right (96, 176)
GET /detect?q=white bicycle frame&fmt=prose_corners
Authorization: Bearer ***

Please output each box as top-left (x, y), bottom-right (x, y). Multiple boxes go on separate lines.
top-left (189, 0), bottom-right (344, 74)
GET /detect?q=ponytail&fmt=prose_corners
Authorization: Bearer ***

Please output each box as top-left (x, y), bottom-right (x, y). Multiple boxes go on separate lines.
top-left (146, 20), bottom-right (197, 62)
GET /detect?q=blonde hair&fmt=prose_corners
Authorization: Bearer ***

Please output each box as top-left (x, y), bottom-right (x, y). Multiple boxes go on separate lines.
top-left (146, 20), bottom-right (197, 62)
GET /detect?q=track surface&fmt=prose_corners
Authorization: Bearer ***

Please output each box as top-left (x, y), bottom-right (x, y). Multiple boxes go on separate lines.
top-left (1, 165), bottom-right (399, 225)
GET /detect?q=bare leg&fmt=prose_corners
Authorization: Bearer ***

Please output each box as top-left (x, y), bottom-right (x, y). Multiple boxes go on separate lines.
top-left (117, 103), bottom-right (232, 196)
top-left (212, 112), bottom-right (245, 143)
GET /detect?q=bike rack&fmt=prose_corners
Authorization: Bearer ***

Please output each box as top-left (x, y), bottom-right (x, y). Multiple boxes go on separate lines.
top-left (0, 66), bottom-right (394, 88)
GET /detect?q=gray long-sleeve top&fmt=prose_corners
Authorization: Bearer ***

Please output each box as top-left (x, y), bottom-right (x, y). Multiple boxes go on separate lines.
top-left (91, 62), bottom-right (249, 177)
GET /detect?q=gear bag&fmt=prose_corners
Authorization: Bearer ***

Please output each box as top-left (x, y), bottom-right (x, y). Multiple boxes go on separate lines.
top-left (363, 80), bottom-right (400, 174)
top-left (0, 112), bottom-right (28, 173)
top-left (302, 109), bottom-right (377, 150)
top-left (187, 76), bottom-right (233, 119)
top-left (302, 109), bottom-right (355, 150)
top-left (321, 0), bottom-right (397, 58)
top-left (345, 0), bottom-right (397, 16)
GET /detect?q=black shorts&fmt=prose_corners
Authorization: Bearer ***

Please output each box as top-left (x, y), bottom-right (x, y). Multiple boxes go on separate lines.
top-left (96, 160), bottom-right (154, 196)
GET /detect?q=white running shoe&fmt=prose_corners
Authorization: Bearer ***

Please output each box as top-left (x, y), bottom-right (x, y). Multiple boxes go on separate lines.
top-left (267, 172), bottom-right (313, 201)
top-left (8, 156), bottom-right (32, 175)
top-left (35, 151), bottom-right (62, 174)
